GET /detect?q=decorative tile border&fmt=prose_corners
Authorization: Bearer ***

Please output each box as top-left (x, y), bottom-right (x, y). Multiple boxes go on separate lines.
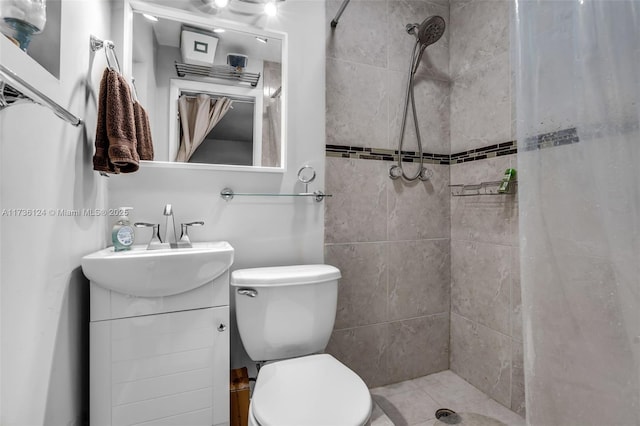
top-left (325, 145), bottom-right (451, 165)
top-left (326, 127), bottom-right (579, 164)
top-left (449, 140), bottom-right (517, 164)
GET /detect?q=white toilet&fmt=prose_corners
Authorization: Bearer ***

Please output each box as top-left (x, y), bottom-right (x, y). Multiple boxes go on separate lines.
top-left (231, 264), bottom-right (372, 426)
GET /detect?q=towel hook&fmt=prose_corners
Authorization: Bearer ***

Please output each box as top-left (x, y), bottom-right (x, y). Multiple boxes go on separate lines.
top-left (90, 35), bottom-right (121, 73)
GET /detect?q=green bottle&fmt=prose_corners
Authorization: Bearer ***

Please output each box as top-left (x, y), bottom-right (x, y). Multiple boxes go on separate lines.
top-left (498, 168), bottom-right (517, 193)
top-left (112, 207), bottom-right (135, 251)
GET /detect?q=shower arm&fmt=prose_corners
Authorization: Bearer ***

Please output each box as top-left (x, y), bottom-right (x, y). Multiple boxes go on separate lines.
top-left (330, 0), bottom-right (351, 28)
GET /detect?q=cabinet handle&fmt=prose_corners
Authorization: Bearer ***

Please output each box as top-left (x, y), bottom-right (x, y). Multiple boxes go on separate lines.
top-left (217, 323), bottom-right (227, 332)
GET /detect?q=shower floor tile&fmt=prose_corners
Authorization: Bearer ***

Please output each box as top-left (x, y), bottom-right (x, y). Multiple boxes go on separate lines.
top-left (370, 370), bottom-right (525, 426)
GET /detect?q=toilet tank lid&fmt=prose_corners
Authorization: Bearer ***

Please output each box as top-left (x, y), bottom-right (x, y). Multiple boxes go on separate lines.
top-left (231, 264), bottom-right (341, 287)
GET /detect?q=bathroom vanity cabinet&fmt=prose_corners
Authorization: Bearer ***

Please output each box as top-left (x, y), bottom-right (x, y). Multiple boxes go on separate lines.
top-left (89, 272), bottom-right (230, 426)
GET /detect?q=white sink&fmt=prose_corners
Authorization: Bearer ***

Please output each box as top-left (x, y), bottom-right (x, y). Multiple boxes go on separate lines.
top-left (81, 241), bottom-right (234, 297)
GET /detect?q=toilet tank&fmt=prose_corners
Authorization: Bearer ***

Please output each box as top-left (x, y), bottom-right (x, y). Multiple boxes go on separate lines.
top-left (231, 264), bottom-right (341, 361)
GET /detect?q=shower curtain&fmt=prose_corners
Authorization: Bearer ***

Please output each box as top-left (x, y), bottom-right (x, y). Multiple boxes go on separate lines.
top-left (514, 1), bottom-right (640, 424)
top-left (175, 94), bottom-right (232, 162)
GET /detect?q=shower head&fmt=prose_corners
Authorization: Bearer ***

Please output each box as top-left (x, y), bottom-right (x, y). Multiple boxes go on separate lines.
top-left (408, 15), bottom-right (446, 47)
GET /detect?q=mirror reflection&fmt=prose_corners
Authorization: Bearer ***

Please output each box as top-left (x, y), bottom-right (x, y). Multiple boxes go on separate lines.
top-left (131, 9), bottom-right (283, 169)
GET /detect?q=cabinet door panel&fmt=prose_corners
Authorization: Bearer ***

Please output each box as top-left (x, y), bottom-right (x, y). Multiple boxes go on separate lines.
top-left (91, 307), bottom-right (230, 426)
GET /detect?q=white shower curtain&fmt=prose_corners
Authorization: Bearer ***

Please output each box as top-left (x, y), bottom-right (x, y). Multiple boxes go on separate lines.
top-left (175, 94), bottom-right (232, 162)
top-left (515, 1), bottom-right (640, 424)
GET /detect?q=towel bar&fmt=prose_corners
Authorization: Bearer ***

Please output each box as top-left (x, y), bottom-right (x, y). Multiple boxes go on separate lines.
top-left (0, 64), bottom-right (82, 126)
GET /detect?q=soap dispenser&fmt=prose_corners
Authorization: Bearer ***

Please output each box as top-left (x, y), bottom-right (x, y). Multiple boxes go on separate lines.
top-left (112, 207), bottom-right (135, 251)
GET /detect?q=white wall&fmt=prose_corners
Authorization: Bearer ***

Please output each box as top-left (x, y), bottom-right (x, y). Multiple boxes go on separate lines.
top-left (108, 0), bottom-right (326, 369)
top-left (0, 1), bottom-right (112, 424)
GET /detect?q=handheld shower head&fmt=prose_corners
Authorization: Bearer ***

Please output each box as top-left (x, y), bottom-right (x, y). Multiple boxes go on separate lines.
top-left (407, 16), bottom-right (446, 46)
top-left (416, 15), bottom-right (446, 46)
top-left (407, 15), bottom-right (446, 75)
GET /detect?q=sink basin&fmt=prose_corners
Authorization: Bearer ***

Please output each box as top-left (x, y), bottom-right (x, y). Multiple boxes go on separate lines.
top-left (81, 241), bottom-right (234, 297)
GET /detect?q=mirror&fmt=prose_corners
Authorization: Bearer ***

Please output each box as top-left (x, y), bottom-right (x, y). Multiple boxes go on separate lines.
top-left (127, 2), bottom-right (285, 171)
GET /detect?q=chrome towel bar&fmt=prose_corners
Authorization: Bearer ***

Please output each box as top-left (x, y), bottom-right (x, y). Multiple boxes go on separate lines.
top-left (0, 64), bottom-right (82, 126)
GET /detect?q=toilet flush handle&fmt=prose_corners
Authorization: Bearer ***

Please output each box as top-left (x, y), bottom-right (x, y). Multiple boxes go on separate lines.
top-left (237, 288), bottom-right (258, 298)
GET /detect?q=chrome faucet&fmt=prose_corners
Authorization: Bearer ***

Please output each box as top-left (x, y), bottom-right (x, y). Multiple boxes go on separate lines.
top-left (136, 205), bottom-right (204, 250)
top-left (163, 204), bottom-right (178, 247)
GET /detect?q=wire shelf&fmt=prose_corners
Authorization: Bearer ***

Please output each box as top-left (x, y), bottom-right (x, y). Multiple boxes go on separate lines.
top-left (450, 180), bottom-right (517, 196)
top-left (175, 62), bottom-right (261, 87)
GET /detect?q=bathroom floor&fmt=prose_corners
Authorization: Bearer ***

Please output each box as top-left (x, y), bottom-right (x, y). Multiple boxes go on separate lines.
top-left (369, 370), bottom-right (526, 426)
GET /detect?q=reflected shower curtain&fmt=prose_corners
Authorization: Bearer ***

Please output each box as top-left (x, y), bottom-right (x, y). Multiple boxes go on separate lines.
top-left (263, 99), bottom-right (281, 167)
top-left (515, 1), bottom-right (640, 424)
top-left (261, 60), bottom-right (282, 168)
top-left (175, 94), bottom-right (232, 162)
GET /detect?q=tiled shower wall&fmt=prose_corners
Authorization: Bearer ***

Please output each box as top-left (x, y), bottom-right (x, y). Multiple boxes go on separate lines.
top-left (448, 0), bottom-right (524, 416)
top-left (323, 0), bottom-right (452, 388)
top-left (323, 0), bottom-right (525, 414)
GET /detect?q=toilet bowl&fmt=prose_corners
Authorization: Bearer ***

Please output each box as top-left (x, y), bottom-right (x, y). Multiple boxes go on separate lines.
top-left (231, 265), bottom-right (372, 426)
top-left (248, 354), bottom-right (371, 426)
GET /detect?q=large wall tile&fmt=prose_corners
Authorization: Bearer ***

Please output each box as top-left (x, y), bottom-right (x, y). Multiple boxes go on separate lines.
top-left (450, 313), bottom-right (511, 407)
top-left (451, 240), bottom-right (511, 335)
top-left (326, 324), bottom-right (389, 388)
top-left (388, 239), bottom-right (450, 321)
top-left (326, 243), bottom-right (388, 329)
top-left (388, 0), bottom-right (450, 79)
top-left (511, 340), bottom-right (525, 417)
top-left (450, 53), bottom-right (511, 153)
top-left (388, 70), bottom-right (450, 154)
top-left (325, 157), bottom-right (388, 243)
top-left (388, 164), bottom-right (450, 241)
top-left (450, 157), bottom-right (515, 246)
top-left (450, 0), bottom-right (509, 79)
top-left (326, 0), bottom-right (388, 68)
top-left (386, 314), bottom-right (449, 382)
top-left (326, 58), bottom-right (389, 148)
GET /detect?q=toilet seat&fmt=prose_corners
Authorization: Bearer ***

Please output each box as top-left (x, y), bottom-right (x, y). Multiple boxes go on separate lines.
top-left (250, 354), bottom-right (372, 426)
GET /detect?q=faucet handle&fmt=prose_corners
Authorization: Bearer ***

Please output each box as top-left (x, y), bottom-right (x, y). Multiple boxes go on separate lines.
top-left (178, 221), bottom-right (204, 248)
top-left (182, 221), bottom-right (204, 229)
top-left (134, 222), bottom-right (157, 228)
top-left (134, 222), bottom-right (164, 249)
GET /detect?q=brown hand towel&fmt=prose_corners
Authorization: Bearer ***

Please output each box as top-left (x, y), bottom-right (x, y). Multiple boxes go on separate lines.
top-left (93, 68), bottom-right (140, 174)
top-left (133, 101), bottom-right (154, 161)
top-left (106, 70), bottom-right (139, 173)
top-left (93, 68), bottom-right (118, 173)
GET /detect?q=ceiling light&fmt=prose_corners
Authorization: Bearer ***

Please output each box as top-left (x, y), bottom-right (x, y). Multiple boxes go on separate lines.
top-left (264, 1), bottom-right (277, 17)
top-left (214, 0), bottom-right (230, 8)
top-left (255, 36), bottom-right (268, 44)
top-left (213, 28), bottom-right (226, 33)
top-left (142, 13), bottom-right (158, 22)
